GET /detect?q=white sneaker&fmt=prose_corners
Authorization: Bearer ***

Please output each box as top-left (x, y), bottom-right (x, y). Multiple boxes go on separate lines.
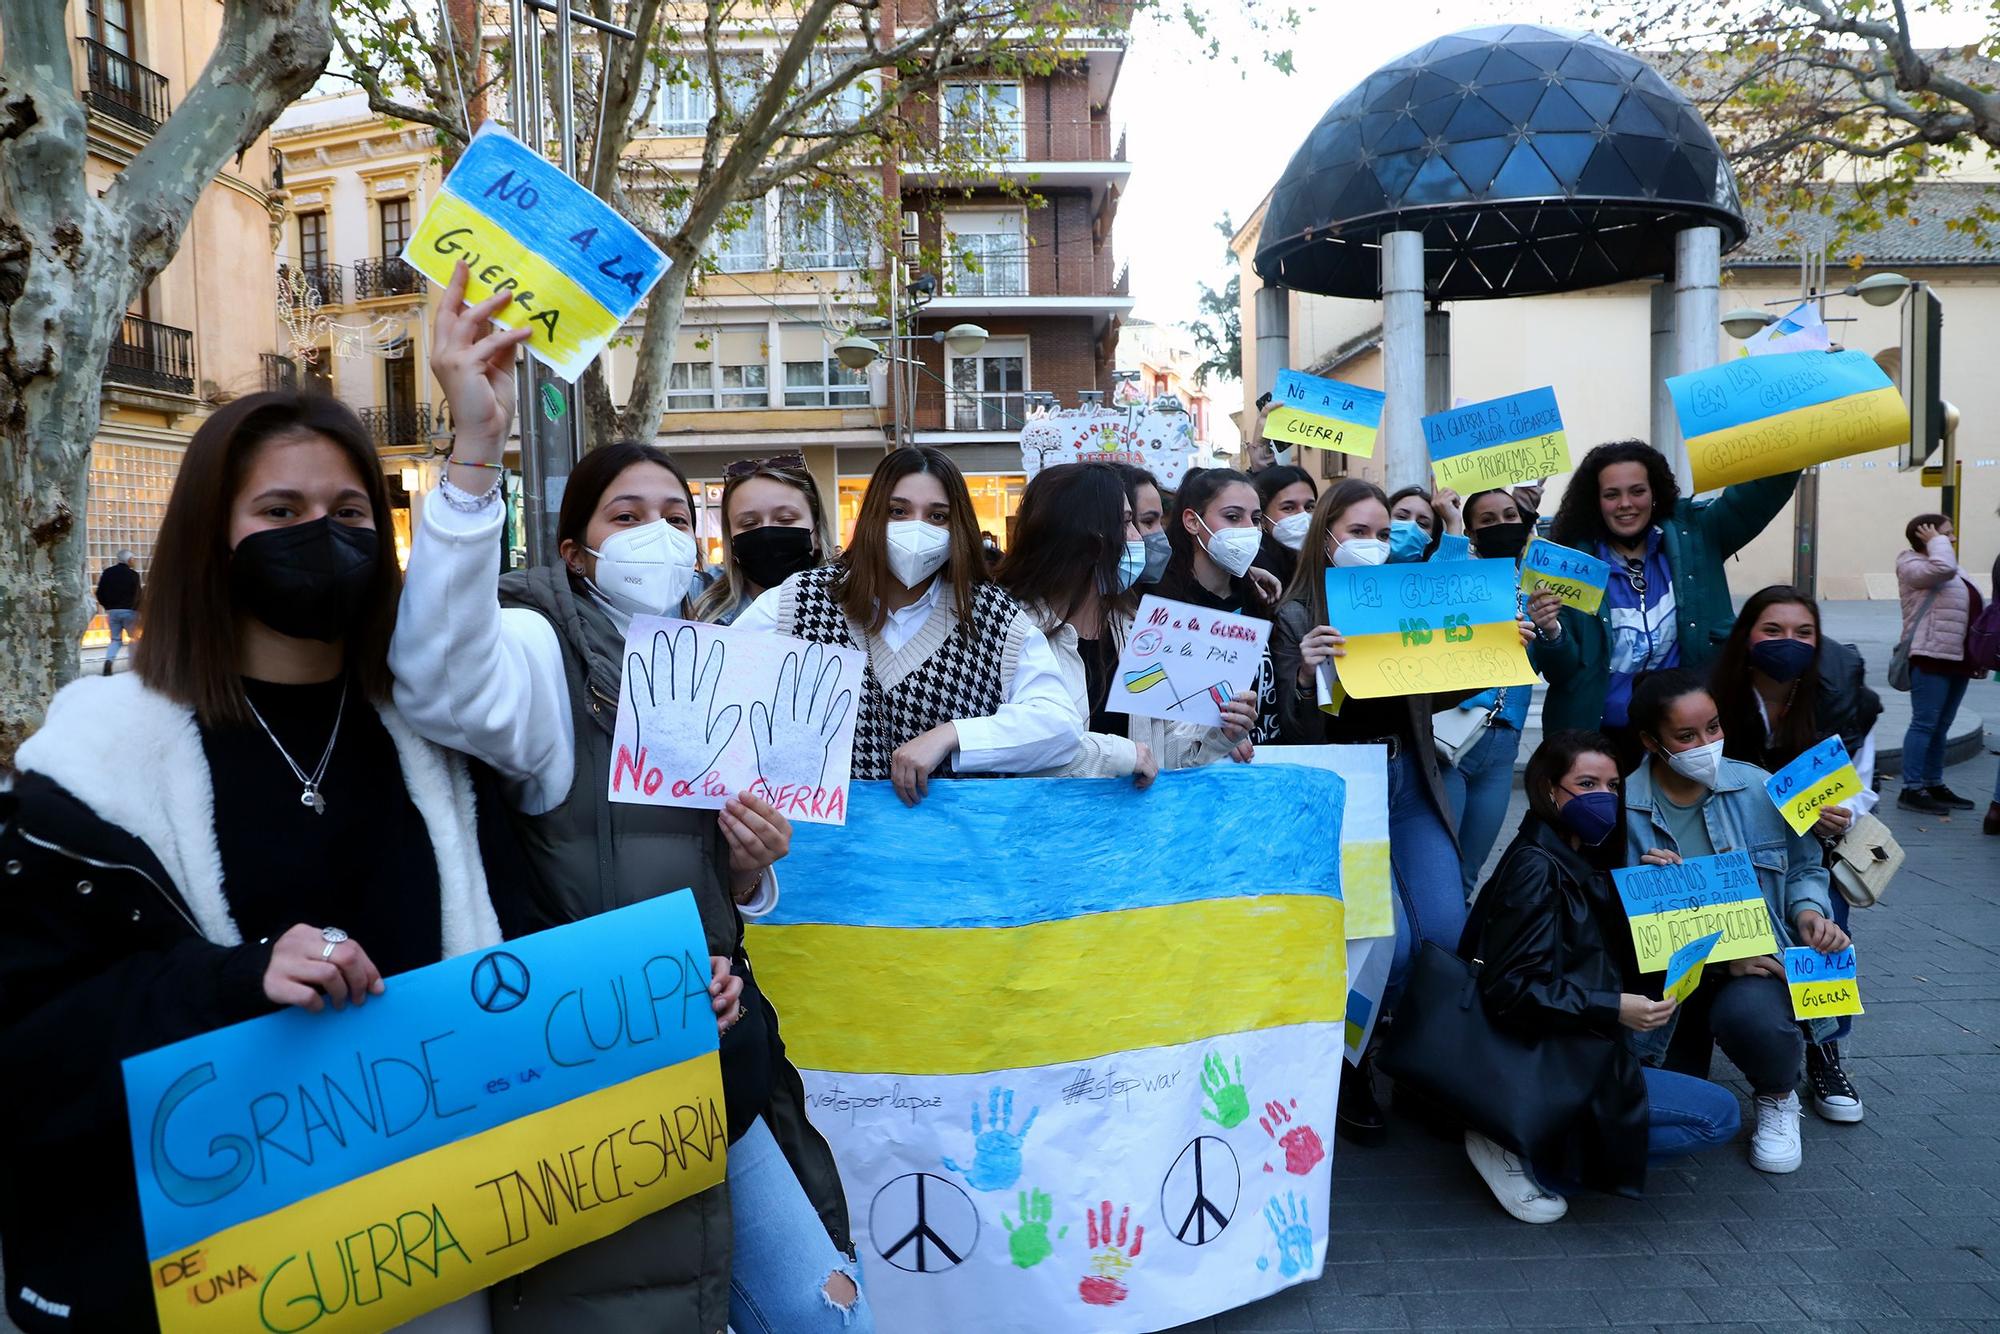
top-left (1464, 1130), bottom-right (1568, 1223)
top-left (1750, 1091), bottom-right (1804, 1173)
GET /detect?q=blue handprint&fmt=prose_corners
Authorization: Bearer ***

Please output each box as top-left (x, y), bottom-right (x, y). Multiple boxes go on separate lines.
top-left (1256, 1191), bottom-right (1314, 1279)
top-left (941, 1086), bottom-right (1039, 1192)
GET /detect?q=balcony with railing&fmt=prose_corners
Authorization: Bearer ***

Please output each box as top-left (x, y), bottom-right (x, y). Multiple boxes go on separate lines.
top-left (928, 250), bottom-right (1133, 319)
top-left (353, 257), bottom-right (426, 300)
top-left (77, 38), bottom-right (171, 134)
top-left (261, 353), bottom-right (299, 393)
top-left (278, 261), bottom-right (344, 306)
top-left (105, 315), bottom-right (194, 395)
top-left (360, 403), bottom-right (433, 448)
top-left (933, 116), bottom-right (1127, 165)
top-left (912, 389), bottom-right (1030, 434)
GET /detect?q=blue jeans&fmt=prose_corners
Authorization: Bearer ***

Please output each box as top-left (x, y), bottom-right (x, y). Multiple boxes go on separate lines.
top-left (1642, 1067), bottom-right (1741, 1161)
top-left (105, 608), bottom-right (137, 664)
top-left (1440, 722), bottom-right (1523, 897)
top-left (1386, 749), bottom-right (1470, 1002)
top-left (729, 1116), bottom-right (873, 1334)
top-left (1903, 666), bottom-right (1970, 787)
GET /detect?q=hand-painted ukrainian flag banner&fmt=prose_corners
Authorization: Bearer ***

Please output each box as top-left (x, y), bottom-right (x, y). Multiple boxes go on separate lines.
top-left (403, 121), bottom-right (669, 382)
top-left (749, 770), bottom-right (1346, 1333)
top-left (1263, 368), bottom-right (1384, 458)
top-left (1612, 850), bottom-right (1781, 973)
top-left (122, 892), bottom-right (725, 1334)
top-left (1324, 558), bottom-right (1537, 700)
top-left (1764, 734), bottom-right (1865, 835)
top-left (1668, 348), bottom-right (1907, 491)
top-left (1785, 946), bottom-right (1864, 1019)
top-left (1422, 386), bottom-right (1570, 493)
top-left (1664, 930), bottom-right (1723, 1005)
top-left (1519, 537), bottom-right (1611, 614)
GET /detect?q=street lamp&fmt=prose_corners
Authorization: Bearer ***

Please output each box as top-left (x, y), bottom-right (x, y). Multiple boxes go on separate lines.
top-left (1720, 307), bottom-right (1776, 340)
top-left (833, 324), bottom-right (990, 372)
top-left (1851, 272), bottom-right (1911, 307)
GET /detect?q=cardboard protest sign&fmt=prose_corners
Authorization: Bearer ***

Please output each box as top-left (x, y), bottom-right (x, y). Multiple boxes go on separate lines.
top-left (1020, 403), bottom-right (1199, 488)
top-left (1764, 735), bottom-right (1864, 835)
top-left (749, 768), bottom-right (1347, 1332)
top-left (1111, 595), bottom-right (1273, 729)
top-left (1785, 946), bottom-right (1864, 1019)
top-left (1664, 930), bottom-right (1723, 1005)
top-left (122, 892), bottom-right (725, 1334)
top-left (1519, 537), bottom-right (1610, 614)
top-left (1262, 369), bottom-right (1383, 459)
top-left (1323, 559), bottom-right (1537, 700)
top-left (1422, 387), bottom-right (1570, 494)
top-left (1668, 348), bottom-right (1906, 491)
top-left (608, 618), bottom-right (864, 825)
top-left (1612, 850), bottom-right (1781, 972)
top-left (402, 122), bottom-right (669, 381)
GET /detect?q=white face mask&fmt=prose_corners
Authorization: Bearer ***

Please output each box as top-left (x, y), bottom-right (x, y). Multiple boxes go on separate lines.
top-left (586, 518), bottom-right (698, 618)
top-left (1663, 738), bottom-right (1726, 790)
top-left (1197, 516), bottom-right (1261, 578)
top-left (885, 519), bottom-right (953, 588)
top-left (1271, 512), bottom-right (1313, 551)
top-left (1330, 536), bottom-right (1390, 568)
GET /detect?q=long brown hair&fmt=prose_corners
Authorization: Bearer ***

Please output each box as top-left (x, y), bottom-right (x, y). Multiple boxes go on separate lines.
top-left (838, 448), bottom-right (986, 632)
top-left (690, 457), bottom-right (833, 623)
top-left (1710, 585), bottom-right (1824, 767)
top-left (996, 463), bottom-right (1131, 626)
top-left (1280, 478), bottom-right (1390, 625)
top-left (133, 392), bottom-right (399, 725)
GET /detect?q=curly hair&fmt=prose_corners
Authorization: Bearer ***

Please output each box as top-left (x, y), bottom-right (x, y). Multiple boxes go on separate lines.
top-left (1548, 441), bottom-right (1681, 551)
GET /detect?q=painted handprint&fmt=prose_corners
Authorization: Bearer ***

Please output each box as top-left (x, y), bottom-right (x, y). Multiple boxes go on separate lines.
top-left (749, 640), bottom-right (854, 793)
top-left (1257, 1191), bottom-right (1314, 1279)
top-left (1001, 1188), bottom-right (1065, 1269)
top-left (941, 1087), bottom-right (1038, 1192)
top-left (1077, 1200), bottom-right (1144, 1306)
top-left (1259, 1097), bottom-right (1325, 1176)
top-left (624, 625), bottom-right (743, 792)
top-left (1199, 1051), bottom-right (1249, 1129)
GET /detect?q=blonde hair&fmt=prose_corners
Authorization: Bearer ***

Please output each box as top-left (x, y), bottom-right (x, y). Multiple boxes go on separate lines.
top-left (690, 459), bottom-right (835, 622)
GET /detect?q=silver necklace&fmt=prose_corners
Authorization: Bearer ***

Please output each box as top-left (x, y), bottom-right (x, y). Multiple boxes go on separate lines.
top-left (244, 681), bottom-right (347, 815)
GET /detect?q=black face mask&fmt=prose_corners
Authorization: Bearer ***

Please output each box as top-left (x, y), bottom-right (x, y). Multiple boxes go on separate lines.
top-left (230, 517), bottom-right (378, 642)
top-left (731, 524), bottom-right (818, 590)
top-left (1473, 521), bottom-right (1529, 560)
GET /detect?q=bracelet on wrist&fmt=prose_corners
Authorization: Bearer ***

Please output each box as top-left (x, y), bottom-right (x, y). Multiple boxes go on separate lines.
top-left (437, 473), bottom-right (503, 512)
top-left (447, 455), bottom-right (505, 471)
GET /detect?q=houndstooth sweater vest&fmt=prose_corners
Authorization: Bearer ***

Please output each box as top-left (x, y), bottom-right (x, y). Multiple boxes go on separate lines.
top-left (776, 565), bottom-right (1032, 780)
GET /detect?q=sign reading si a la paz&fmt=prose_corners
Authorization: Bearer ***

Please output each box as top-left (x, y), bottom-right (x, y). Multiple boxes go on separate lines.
top-left (122, 892), bottom-right (725, 1334)
top-left (403, 122), bottom-right (669, 381)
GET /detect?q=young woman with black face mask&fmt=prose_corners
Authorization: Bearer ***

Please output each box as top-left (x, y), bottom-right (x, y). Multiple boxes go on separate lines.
top-left (691, 454), bottom-right (833, 625)
top-left (0, 391), bottom-right (512, 1333)
top-left (395, 270), bottom-right (868, 1334)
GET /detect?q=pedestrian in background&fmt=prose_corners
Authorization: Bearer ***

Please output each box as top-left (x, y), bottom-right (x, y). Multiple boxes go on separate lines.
top-left (1895, 512), bottom-right (1984, 814)
top-left (95, 548), bottom-right (141, 675)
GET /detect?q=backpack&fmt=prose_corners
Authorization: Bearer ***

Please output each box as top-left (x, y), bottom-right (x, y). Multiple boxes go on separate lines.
top-left (1968, 597), bottom-right (2000, 673)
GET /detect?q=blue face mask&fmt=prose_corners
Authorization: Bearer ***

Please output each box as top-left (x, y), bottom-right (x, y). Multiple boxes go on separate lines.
top-left (1114, 538), bottom-right (1147, 592)
top-left (1139, 530), bottom-right (1172, 584)
top-left (1557, 787), bottom-right (1621, 847)
top-left (1749, 636), bottom-right (1816, 684)
top-left (1388, 518), bottom-right (1430, 564)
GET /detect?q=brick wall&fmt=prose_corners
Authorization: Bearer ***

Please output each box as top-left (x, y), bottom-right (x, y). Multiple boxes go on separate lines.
top-left (906, 188), bottom-right (1115, 295)
top-left (908, 314), bottom-right (1109, 429)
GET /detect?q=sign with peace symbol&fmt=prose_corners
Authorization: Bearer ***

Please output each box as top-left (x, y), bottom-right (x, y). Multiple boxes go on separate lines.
top-left (469, 950), bottom-right (532, 1014)
top-left (869, 1172), bottom-right (978, 1274)
top-left (1161, 1135), bottom-right (1239, 1246)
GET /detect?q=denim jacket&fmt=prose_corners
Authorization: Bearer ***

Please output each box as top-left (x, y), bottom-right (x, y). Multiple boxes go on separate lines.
top-left (1622, 756), bottom-right (1838, 1062)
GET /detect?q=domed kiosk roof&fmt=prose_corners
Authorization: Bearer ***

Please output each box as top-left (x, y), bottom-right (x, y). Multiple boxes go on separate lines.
top-left (1253, 25), bottom-right (1746, 299)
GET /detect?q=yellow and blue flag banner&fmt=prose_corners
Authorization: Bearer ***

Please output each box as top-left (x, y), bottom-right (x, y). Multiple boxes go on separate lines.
top-left (1764, 735), bottom-right (1864, 835)
top-left (1664, 930), bottom-right (1723, 1005)
top-left (403, 122), bottom-right (669, 382)
top-left (1519, 537), bottom-right (1611, 614)
top-left (121, 892), bottom-right (725, 1334)
top-left (1668, 348), bottom-right (1906, 492)
top-left (1785, 946), bottom-right (1864, 1019)
top-left (1613, 850), bottom-right (1781, 973)
top-left (1262, 368), bottom-right (1384, 458)
top-left (749, 769), bottom-right (1347, 1332)
top-left (1324, 559), bottom-right (1537, 700)
top-left (1422, 387), bottom-right (1570, 493)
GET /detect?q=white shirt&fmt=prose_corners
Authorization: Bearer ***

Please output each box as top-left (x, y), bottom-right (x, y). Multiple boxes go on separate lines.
top-left (735, 577), bottom-right (1083, 774)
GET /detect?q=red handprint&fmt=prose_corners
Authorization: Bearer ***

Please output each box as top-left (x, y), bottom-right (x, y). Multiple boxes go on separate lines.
top-left (1260, 1097), bottom-right (1326, 1177)
top-left (1077, 1200), bottom-right (1144, 1306)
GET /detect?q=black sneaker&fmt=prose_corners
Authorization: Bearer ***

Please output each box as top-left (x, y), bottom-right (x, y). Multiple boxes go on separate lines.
top-left (1805, 1041), bottom-right (1864, 1123)
top-left (1899, 787), bottom-right (1951, 814)
top-left (1928, 784), bottom-right (1977, 810)
top-left (1337, 1053), bottom-right (1387, 1147)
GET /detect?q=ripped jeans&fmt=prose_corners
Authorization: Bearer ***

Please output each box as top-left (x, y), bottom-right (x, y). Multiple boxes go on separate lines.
top-left (729, 1116), bottom-right (873, 1334)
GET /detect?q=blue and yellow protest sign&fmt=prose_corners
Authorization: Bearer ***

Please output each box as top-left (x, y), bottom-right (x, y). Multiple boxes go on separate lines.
top-left (403, 122), bottom-right (669, 382)
top-left (1263, 368), bottom-right (1384, 458)
top-left (1764, 735), bottom-right (1865, 835)
top-left (1323, 559), bottom-right (1537, 699)
top-left (1421, 387), bottom-right (1570, 493)
top-left (122, 892), bottom-right (725, 1333)
top-left (1664, 930), bottom-right (1723, 1004)
top-left (750, 769), bottom-right (1347, 1331)
top-left (1519, 537), bottom-right (1610, 614)
top-left (1668, 348), bottom-right (1907, 491)
top-left (1612, 850), bottom-right (1780, 972)
top-left (1785, 946), bottom-right (1864, 1019)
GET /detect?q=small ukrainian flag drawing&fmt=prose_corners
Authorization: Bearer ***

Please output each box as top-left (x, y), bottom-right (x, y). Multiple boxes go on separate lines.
top-left (1124, 665), bottom-right (1168, 693)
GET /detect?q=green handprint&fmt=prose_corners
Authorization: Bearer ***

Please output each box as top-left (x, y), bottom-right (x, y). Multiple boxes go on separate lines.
top-left (1002, 1188), bottom-right (1066, 1269)
top-left (1199, 1051), bottom-right (1249, 1129)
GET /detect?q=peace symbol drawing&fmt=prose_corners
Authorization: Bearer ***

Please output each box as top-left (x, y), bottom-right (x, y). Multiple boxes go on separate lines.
top-left (469, 950), bottom-right (532, 1014)
top-left (1160, 1135), bottom-right (1239, 1246)
top-left (869, 1172), bottom-right (979, 1274)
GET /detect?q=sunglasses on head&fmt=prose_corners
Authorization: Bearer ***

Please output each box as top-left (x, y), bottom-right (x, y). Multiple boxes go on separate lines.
top-left (724, 452), bottom-right (807, 479)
